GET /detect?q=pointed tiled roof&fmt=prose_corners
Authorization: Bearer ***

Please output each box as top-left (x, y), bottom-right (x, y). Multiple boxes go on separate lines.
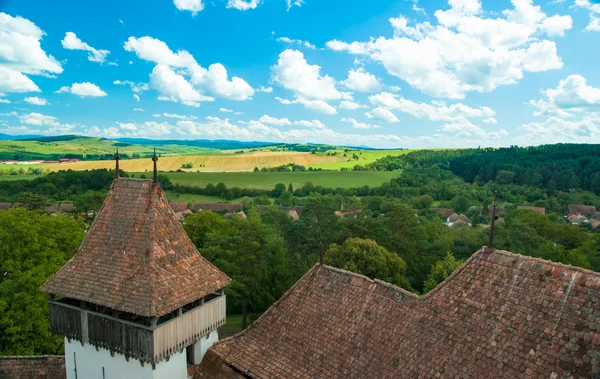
top-left (196, 249), bottom-right (600, 378)
top-left (41, 178), bottom-right (230, 317)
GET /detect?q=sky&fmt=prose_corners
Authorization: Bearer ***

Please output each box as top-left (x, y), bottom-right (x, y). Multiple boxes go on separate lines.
top-left (0, 0), bottom-right (599, 148)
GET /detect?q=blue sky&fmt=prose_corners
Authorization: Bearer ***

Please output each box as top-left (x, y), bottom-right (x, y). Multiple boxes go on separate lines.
top-left (0, 0), bottom-right (599, 148)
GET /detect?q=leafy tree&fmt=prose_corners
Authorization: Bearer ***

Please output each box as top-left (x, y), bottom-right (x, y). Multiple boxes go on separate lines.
top-left (276, 191), bottom-right (293, 207)
top-left (183, 211), bottom-right (228, 248)
top-left (18, 193), bottom-right (47, 210)
top-left (326, 238), bottom-right (411, 290)
top-left (423, 253), bottom-right (464, 293)
top-left (271, 183), bottom-right (287, 198)
top-left (0, 208), bottom-right (85, 355)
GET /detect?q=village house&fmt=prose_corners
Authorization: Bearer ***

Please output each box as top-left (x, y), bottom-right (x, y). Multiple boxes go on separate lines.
top-left (0, 203), bottom-right (10, 210)
top-left (169, 202), bottom-right (189, 213)
top-left (568, 204), bottom-right (597, 216)
top-left (193, 203), bottom-right (243, 213)
top-left (517, 205), bottom-right (546, 215)
top-left (446, 212), bottom-right (471, 226)
top-left (430, 207), bottom-right (454, 218)
top-left (194, 248), bottom-right (600, 378)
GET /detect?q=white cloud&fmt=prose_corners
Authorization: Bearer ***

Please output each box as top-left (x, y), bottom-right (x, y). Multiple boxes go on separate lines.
top-left (162, 113), bottom-right (197, 120)
top-left (293, 119), bottom-right (325, 129)
top-left (18, 112), bottom-right (75, 134)
top-left (133, 94), bottom-right (140, 102)
top-left (24, 96), bottom-right (47, 105)
top-left (276, 36), bottom-right (316, 50)
top-left (173, 0), bottom-right (204, 15)
top-left (339, 100), bottom-right (366, 110)
top-left (341, 117), bottom-right (380, 129)
top-left (134, 108), bottom-right (144, 112)
top-left (575, 0), bottom-right (600, 32)
top-left (0, 96), bottom-right (10, 104)
top-left (529, 74), bottom-right (600, 117)
top-left (113, 80), bottom-right (149, 93)
top-left (0, 67), bottom-right (40, 93)
top-left (257, 86), bottom-right (273, 93)
top-left (285, 0), bottom-right (304, 11)
top-left (482, 117), bottom-right (498, 124)
top-left (276, 96), bottom-right (337, 114)
top-left (56, 82), bottom-right (107, 97)
top-left (220, 107), bottom-right (234, 113)
top-left (440, 119), bottom-right (508, 139)
top-left (0, 13), bottom-right (63, 93)
top-left (61, 32), bottom-right (110, 63)
top-left (365, 107), bottom-right (399, 123)
top-left (369, 91), bottom-right (495, 121)
top-left (124, 36), bottom-right (254, 104)
top-left (259, 114), bottom-right (291, 126)
top-left (341, 68), bottom-right (382, 92)
top-left (271, 49), bottom-right (342, 101)
top-left (326, 1), bottom-right (570, 99)
top-left (227, 0), bottom-right (260, 10)
top-left (519, 115), bottom-right (600, 144)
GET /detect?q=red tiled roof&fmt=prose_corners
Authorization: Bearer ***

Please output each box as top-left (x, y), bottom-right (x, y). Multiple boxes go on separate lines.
top-left (193, 203), bottom-right (243, 213)
top-left (58, 204), bottom-right (74, 212)
top-left (41, 178), bottom-right (230, 317)
top-left (0, 203), bottom-right (10, 210)
top-left (569, 204), bottom-right (597, 216)
top-left (517, 206), bottom-right (546, 215)
top-left (430, 207), bottom-right (454, 218)
top-left (169, 202), bottom-right (188, 213)
top-left (0, 356), bottom-right (65, 379)
top-left (196, 249), bottom-right (600, 378)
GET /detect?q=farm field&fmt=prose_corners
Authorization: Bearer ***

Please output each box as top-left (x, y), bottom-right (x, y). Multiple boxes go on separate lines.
top-left (309, 149), bottom-right (412, 170)
top-left (19, 151), bottom-right (347, 172)
top-left (0, 136), bottom-right (215, 160)
top-left (157, 171), bottom-right (400, 189)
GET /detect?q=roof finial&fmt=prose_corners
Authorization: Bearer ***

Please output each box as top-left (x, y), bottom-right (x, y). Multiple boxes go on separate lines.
top-left (152, 148), bottom-right (158, 185)
top-left (487, 191), bottom-right (498, 252)
top-left (114, 147), bottom-right (120, 179)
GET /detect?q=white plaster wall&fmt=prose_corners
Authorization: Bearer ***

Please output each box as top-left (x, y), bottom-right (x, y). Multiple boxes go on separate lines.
top-left (193, 330), bottom-right (219, 364)
top-left (64, 338), bottom-right (187, 379)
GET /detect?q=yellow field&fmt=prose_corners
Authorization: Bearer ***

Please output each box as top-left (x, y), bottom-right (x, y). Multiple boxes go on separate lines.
top-left (36, 152), bottom-right (346, 172)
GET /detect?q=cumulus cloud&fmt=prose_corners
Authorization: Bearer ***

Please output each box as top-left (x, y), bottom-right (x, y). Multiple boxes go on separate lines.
top-left (529, 74), bottom-right (600, 117)
top-left (271, 49), bottom-right (342, 101)
top-left (259, 114), bottom-right (292, 126)
top-left (519, 115), bottom-right (600, 144)
top-left (440, 119), bottom-right (508, 139)
top-left (227, 0), bottom-right (260, 10)
top-left (18, 112), bottom-right (75, 134)
top-left (61, 32), bottom-right (110, 63)
top-left (23, 96), bottom-right (47, 105)
top-left (326, 0), bottom-right (570, 99)
top-left (276, 36), bottom-right (316, 50)
top-left (341, 117), bottom-right (380, 129)
top-left (124, 36), bottom-right (254, 105)
top-left (368, 92), bottom-right (495, 121)
top-left (173, 0), bottom-right (204, 15)
top-left (257, 86), bottom-right (273, 93)
top-left (56, 82), bottom-right (107, 97)
top-left (341, 68), bottom-right (382, 92)
top-left (0, 13), bottom-right (63, 93)
top-left (339, 100), bottom-right (367, 110)
top-left (285, 0), bottom-right (304, 11)
top-left (113, 80), bottom-right (149, 93)
top-left (575, 0), bottom-right (600, 32)
top-left (276, 96), bottom-right (337, 114)
top-left (365, 107), bottom-right (399, 123)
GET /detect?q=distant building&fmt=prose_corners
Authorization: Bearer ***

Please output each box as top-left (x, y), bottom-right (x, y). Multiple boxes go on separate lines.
top-left (447, 212), bottom-right (470, 226)
top-left (193, 203), bottom-right (243, 213)
top-left (568, 204), bottom-right (597, 216)
top-left (195, 249), bottom-right (600, 378)
top-left (169, 202), bottom-right (188, 213)
top-left (58, 204), bottom-right (75, 212)
top-left (0, 203), bottom-right (10, 211)
top-left (430, 207), bottom-right (454, 218)
top-left (517, 205), bottom-right (546, 215)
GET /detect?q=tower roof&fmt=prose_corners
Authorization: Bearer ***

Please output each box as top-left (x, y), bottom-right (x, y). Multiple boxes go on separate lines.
top-left (41, 178), bottom-right (230, 317)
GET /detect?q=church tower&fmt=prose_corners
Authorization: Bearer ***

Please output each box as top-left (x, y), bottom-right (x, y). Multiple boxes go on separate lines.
top-left (41, 152), bottom-right (230, 379)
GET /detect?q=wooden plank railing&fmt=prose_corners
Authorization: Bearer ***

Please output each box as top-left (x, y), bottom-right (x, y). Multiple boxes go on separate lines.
top-left (153, 295), bottom-right (226, 362)
top-left (49, 302), bottom-right (82, 340)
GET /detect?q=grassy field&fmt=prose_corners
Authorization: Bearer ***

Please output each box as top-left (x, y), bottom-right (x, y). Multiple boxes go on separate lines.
top-left (309, 149), bottom-right (412, 170)
top-left (0, 136), bottom-right (215, 160)
top-left (219, 315), bottom-right (244, 338)
top-left (19, 151), bottom-right (346, 172)
top-left (158, 171), bottom-right (400, 189)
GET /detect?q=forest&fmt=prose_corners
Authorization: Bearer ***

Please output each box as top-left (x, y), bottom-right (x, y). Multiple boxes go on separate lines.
top-left (1, 143), bottom-right (600, 355)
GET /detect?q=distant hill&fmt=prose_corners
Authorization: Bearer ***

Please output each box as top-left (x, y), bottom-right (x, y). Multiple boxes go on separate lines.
top-left (114, 138), bottom-right (276, 150)
top-left (0, 133), bottom-right (43, 140)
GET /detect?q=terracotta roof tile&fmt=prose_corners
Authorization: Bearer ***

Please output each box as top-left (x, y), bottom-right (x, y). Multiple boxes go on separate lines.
top-left (569, 204), bottom-right (597, 216)
top-left (196, 249), bottom-right (600, 378)
top-left (517, 206), bottom-right (546, 215)
top-left (41, 178), bottom-right (230, 317)
top-left (0, 356), bottom-right (65, 379)
top-left (169, 202), bottom-right (188, 213)
top-left (0, 203), bottom-right (10, 210)
top-left (431, 207), bottom-right (454, 218)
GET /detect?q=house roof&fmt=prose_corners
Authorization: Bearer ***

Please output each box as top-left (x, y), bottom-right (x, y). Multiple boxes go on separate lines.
top-left (169, 202), bottom-right (188, 213)
top-left (430, 207), bottom-right (454, 218)
top-left (0, 203), bottom-right (10, 210)
top-left (287, 209), bottom-right (299, 221)
top-left (569, 204), bottom-right (597, 216)
top-left (0, 356), bottom-right (65, 379)
top-left (193, 203), bottom-right (244, 213)
top-left (58, 203), bottom-right (74, 212)
top-left (589, 219), bottom-right (600, 230)
top-left (41, 178), bottom-right (230, 317)
top-left (447, 213), bottom-right (469, 223)
top-left (568, 214), bottom-right (588, 224)
top-left (195, 249), bottom-right (600, 378)
top-left (517, 206), bottom-right (546, 215)
top-left (45, 204), bottom-right (58, 213)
